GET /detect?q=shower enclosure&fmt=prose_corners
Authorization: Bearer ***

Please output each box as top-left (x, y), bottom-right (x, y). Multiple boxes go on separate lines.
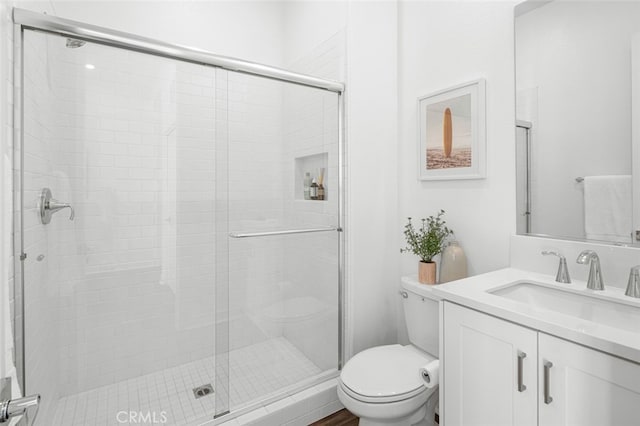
top-left (12, 9), bottom-right (344, 425)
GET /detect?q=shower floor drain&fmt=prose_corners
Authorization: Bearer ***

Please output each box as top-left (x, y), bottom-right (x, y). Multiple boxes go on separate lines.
top-left (193, 384), bottom-right (214, 399)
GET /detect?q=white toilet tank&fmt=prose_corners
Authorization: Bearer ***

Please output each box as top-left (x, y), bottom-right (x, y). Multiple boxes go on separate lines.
top-left (401, 277), bottom-right (440, 357)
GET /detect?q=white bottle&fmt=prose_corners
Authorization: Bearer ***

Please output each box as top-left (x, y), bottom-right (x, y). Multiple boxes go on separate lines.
top-left (439, 241), bottom-right (467, 283)
top-left (303, 172), bottom-right (312, 200)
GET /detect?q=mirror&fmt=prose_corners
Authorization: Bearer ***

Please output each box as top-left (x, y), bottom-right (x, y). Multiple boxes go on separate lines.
top-left (515, 0), bottom-right (640, 246)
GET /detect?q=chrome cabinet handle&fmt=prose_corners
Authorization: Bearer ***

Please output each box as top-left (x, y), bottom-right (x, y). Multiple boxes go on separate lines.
top-left (544, 361), bottom-right (553, 404)
top-left (517, 351), bottom-right (527, 392)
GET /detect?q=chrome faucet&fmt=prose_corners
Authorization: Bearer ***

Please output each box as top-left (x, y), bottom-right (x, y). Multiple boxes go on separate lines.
top-left (39, 188), bottom-right (74, 225)
top-left (576, 250), bottom-right (604, 290)
top-left (0, 395), bottom-right (40, 424)
top-left (0, 377), bottom-right (40, 424)
top-left (625, 265), bottom-right (640, 298)
top-left (541, 251), bottom-right (571, 283)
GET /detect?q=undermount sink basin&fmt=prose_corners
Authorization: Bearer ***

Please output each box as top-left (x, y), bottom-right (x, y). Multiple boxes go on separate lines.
top-left (490, 282), bottom-right (640, 334)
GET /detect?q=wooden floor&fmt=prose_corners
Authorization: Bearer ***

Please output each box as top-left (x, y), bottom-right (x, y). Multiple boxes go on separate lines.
top-left (311, 409), bottom-right (359, 426)
top-left (312, 408), bottom-right (439, 425)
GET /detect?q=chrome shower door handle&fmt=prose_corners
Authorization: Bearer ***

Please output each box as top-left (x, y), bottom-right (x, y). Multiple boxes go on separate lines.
top-left (39, 188), bottom-right (74, 224)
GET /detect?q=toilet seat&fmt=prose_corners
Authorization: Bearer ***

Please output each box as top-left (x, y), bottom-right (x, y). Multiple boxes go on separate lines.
top-left (339, 344), bottom-right (437, 404)
top-left (339, 379), bottom-right (429, 404)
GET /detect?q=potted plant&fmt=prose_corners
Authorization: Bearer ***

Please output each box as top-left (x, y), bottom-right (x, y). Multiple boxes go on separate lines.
top-left (401, 210), bottom-right (453, 284)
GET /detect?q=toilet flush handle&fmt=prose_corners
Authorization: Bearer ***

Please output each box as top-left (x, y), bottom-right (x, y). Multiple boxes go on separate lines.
top-left (399, 291), bottom-right (408, 298)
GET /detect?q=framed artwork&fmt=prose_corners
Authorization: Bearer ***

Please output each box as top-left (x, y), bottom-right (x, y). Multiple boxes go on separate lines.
top-left (417, 79), bottom-right (486, 180)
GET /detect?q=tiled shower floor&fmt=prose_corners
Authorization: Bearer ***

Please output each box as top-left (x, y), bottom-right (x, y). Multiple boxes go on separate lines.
top-left (51, 337), bottom-right (321, 426)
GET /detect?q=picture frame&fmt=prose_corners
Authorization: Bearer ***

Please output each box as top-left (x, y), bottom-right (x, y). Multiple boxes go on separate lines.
top-left (417, 79), bottom-right (486, 180)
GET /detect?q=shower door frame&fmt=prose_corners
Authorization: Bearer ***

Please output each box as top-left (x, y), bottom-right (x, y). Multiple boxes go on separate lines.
top-left (12, 6), bottom-right (346, 421)
top-left (516, 120), bottom-right (532, 234)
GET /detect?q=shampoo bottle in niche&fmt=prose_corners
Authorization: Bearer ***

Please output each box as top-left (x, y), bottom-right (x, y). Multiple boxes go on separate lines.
top-left (310, 178), bottom-right (318, 200)
top-left (317, 168), bottom-right (325, 200)
top-left (303, 172), bottom-right (312, 200)
top-left (439, 240), bottom-right (467, 283)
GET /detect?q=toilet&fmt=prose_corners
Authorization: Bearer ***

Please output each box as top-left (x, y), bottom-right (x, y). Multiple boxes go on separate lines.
top-left (337, 279), bottom-right (440, 426)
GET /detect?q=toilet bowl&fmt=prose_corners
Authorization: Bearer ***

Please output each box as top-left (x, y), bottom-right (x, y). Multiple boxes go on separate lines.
top-left (338, 278), bottom-right (441, 426)
top-left (338, 344), bottom-right (437, 426)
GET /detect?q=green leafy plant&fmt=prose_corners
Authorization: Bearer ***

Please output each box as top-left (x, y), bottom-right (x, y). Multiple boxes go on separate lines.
top-left (401, 210), bottom-right (453, 263)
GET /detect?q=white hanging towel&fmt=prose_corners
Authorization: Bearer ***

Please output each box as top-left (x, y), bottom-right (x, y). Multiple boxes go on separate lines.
top-left (583, 175), bottom-right (632, 243)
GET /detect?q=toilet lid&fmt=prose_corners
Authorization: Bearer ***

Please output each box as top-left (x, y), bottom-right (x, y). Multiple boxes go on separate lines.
top-left (340, 344), bottom-right (435, 401)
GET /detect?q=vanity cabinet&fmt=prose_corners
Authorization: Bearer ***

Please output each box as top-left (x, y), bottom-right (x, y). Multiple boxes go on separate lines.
top-left (539, 333), bottom-right (640, 426)
top-left (443, 302), bottom-right (537, 426)
top-left (443, 302), bottom-right (640, 426)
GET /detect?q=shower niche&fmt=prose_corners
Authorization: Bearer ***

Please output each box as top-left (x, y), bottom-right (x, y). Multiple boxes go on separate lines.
top-left (294, 152), bottom-right (328, 201)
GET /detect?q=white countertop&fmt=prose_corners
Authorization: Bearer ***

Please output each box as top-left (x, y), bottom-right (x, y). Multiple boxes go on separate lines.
top-left (405, 268), bottom-right (640, 364)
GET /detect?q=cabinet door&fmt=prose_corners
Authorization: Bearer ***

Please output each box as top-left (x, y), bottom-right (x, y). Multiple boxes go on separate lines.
top-left (443, 302), bottom-right (537, 426)
top-left (539, 333), bottom-right (640, 426)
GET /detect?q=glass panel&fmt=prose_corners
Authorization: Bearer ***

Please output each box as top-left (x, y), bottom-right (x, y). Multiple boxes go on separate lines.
top-left (214, 69), bottom-right (230, 418)
top-left (226, 71), bottom-right (340, 411)
top-left (20, 29), bottom-right (228, 424)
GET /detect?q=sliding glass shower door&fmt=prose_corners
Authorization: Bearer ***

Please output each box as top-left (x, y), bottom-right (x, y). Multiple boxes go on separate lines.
top-left (224, 72), bottom-right (341, 411)
top-left (18, 29), bottom-right (229, 425)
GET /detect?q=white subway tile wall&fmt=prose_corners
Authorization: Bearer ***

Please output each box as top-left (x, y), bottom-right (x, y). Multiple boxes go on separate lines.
top-left (21, 31), bottom-right (61, 423)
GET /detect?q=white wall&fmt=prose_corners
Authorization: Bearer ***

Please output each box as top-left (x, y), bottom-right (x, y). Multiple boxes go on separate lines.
top-left (516, 1), bottom-right (639, 239)
top-left (20, 0), bottom-right (286, 68)
top-left (282, 1), bottom-right (347, 66)
top-left (346, 0), bottom-right (399, 356)
top-left (397, 0), bottom-right (517, 340)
